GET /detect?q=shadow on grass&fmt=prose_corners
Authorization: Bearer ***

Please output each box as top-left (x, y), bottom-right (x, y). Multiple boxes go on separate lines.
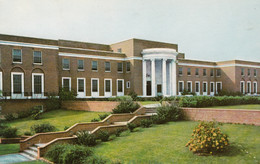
top-left (216, 143), bottom-right (246, 157)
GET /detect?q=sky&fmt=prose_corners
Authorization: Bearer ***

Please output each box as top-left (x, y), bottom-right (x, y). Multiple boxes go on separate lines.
top-left (0, 0), bottom-right (259, 62)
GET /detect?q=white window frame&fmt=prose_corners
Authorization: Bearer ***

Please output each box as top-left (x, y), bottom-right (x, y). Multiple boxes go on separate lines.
top-left (77, 78), bottom-right (86, 98)
top-left (117, 79), bottom-right (124, 96)
top-left (253, 81), bottom-right (257, 94)
top-left (126, 81), bottom-right (130, 89)
top-left (187, 81), bottom-right (192, 93)
top-left (0, 72), bottom-right (2, 96)
top-left (240, 81), bottom-right (245, 94)
top-left (247, 81), bottom-right (251, 94)
top-left (32, 73), bottom-right (44, 98)
top-left (33, 51), bottom-right (42, 65)
top-left (11, 72), bottom-right (24, 98)
top-left (210, 82), bottom-right (215, 96)
top-left (195, 81), bottom-right (200, 95)
top-left (178, 81), bottom-right (184, 95)
top-left (12, 49), bottom-right (22, 64)
top-left (202, 82), bottom-right (208, 95)
top-left (104, 78), bottom-right (112, 97)
top-left (216, 82), bottom-right (222, 94)
top-left (91, 78), bottom-right (99, 97)
top-left (62, 77), bottom-right (71, 91)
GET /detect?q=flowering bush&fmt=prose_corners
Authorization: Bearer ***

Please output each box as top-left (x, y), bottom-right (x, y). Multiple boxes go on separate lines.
top-left (186, 121), bottom-right (229, 155)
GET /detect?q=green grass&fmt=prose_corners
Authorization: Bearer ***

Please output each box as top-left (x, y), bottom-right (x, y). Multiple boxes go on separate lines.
top-left (206, 104), bottom-right (260, 110)
top-left (6, 109), bottom-right (108, 135)
top-left (94, 121), bottom-right (260, 164)
top-left (138, 101), bottom-right (160, 105)
top-left (0, 144), bottom-right (19, 155)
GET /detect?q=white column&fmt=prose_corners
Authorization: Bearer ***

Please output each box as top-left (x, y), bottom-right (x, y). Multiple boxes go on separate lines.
top-left (169, 61), bottom-right (172, 95)
top-left (162, 58), bottom-right (167, 96)
top-left (171, 60), bottom-right (177, 96)
top-left (142, 60), bottom-right (147, 96)
top-left (151, 59), bottom-right (156, 97)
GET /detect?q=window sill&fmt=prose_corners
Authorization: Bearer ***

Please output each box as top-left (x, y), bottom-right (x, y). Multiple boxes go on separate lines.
top-left (105, 71), bottom-right (111, 73)
top-left (33, 63), bottom-right (43, 65)
top-left (118, 72), bottom-right (123, 73)
top-left (92, 70), bottom-right (98, 72)
top-left (63, 69), bottom-right (70, 71)
top-left (12, 62), bottom-right (22, 64)
top-left (78, 69), bottom-right (84, 72)
top-left (126, 71), bottom-right (131, 73)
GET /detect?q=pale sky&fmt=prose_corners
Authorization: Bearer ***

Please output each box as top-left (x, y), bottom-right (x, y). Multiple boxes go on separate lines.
top-left (0, 0), bottom-right (259, 62)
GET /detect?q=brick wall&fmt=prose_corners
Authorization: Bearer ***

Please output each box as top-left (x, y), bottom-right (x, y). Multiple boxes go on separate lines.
top-left (183, 108), bottom-right (260, 126)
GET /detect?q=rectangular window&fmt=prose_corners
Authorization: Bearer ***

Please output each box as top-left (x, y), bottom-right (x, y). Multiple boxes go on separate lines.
top-left (13, 74), bottom-right (22, 94)
top-left (240, 81), bottom-right (245, 93)
top-left (247, 82), bottom-right (251, 93)
top-left (105, 80), bottom-right (111, 92)
top-left (195, 82), bottom-right (200, 93)
top-left (33, 51), bottom-right (42, 64)
top-left (92, 79), bottom-right (98, 92)
top-left (187, 81), bottom-right (192, 92)
top-left (203, 82), bottom-right (207, 93)
top-left (62, 59), bottom-right (70, 70)
top-left (62, 78), bottom-right (71, 91)
top-left (203, 69), bottom-right (207, 76)
top-left (254, 69), bottom-right (257, 77)
top-left (178, 81), bottom-right (184, 93)
top-left (12, 49), bottom-right (22, 63)
top-left (118, 80), bottom-right (123, 92)
top-left (179, 67), bottom-right (183, 76)
top-left (78, 60), bottom-right (84, 70)
top-left (33, 74), bottom-right (43, 94)
top-left (126, 81), bottom-right (130, 88)
top-left (216, 82), bottom-right (222, 93)
top-left (216, 69), bottom-right (221, 77)
top-left (248, 69), bottom-right (251, 76)
top-left (126, 62), bottom-right (131, 72)
top-left (78, 79), bottom-right (84, 92)
top-left (92, 61), bottom-right (98, 71)
top-left (117, 63), bottom-right (123, 73)
top-left (117, 48), bottom-right (122, 53)
top-left (187, 68), bottom-right (191, 76)
top-left (210, 69), bottom-right (214, 77)
top-left (253, 82), bottom-right (257, 94)
top-left (105, 62), bottom-right (111, 72)
top-left (210, 82), bottom-right (214, 93)
top-left (241, 68), bottom-right (244, 76)
top-left (195, 68), bottom-right (199, 76)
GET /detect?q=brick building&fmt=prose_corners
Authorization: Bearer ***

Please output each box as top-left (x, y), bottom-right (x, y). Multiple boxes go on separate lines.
top-left (0, 34), bottom-right (259, 99)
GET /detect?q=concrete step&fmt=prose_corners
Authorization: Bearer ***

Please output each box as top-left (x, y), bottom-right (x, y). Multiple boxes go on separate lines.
top-left (35, 143), bottom-right (46, 148)
top-left (29, 146), bottom-right (38, 152)
top-left (113, 122), bottom-right (128, 125)
top-left (20, 152), bottom-right (35, 160)
top-left (24, 149), bottom-right (38, 158)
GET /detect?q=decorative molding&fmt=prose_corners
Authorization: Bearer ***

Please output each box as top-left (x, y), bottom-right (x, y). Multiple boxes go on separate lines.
top-left (142, 48), bottom-right (178, 60)
top-left (0, 40), bottom-right (58, 50)
top-left (178, 63), bottom-right (260, 68)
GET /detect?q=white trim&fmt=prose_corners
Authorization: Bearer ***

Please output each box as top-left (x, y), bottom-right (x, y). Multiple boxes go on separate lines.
top-left (210, 82), bottom-right (215, 96)
top-left (253, 81), bottom-right (257, 94)
top-left (0, 72), bottom-right (2, 96)
top-left (104, 78), bottom-right (112, 97)
top-left (0, 40), bottom-right (58, 50)
top-left (77, 78), bottom-right (86, 98)
top-left (202, 81), bottom-right (208, 95)
top-left (11, 72), bottom-right (24, 98)
top-left (59, 46), bottom-right (124, 54)
top-left (126, 81), bottom-right (130, 89)
top-left (178, 63), bottom-right (260, 68)
top-left (178, 81), bottom-right (184, 95)
top-left (240, 81), bottom-right (245, 94)
top-left (91, 78), bottom-right (99, 97)
top-left (32, 73), bottom-right (44, 98)
top-left (195, 81), bottom-right (200, 95)
top-left (62, 77), bottom-right (71, 91)
top-left (216, 82), bottom-right (222, 94)
top-left (117, 79), bottom-right (124, 96)
top-left (247, 81), bottom-right (251, 94)
top-left (187, 81), bottom-right (192, 93)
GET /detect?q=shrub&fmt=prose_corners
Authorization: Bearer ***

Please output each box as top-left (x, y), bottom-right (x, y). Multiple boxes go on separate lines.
top-left (59, 88), bottom-right (77, 101)
top-left (98, 113), bottom-right (109, 120)
top-left (0, 127), bottom-right (18, 138)
top-left (45, 94), bottom-right (60, 111)
top-left (30, 123), bottom-right (56, 133)
top-left (64, 126), bottom-right (70, 131)
top-left (115, 128), bottom-right (124, 137)
top-left (112, 97), bottom-right (140, 114)
top-left (4, 113), bottom-right (16, 121)
top-left (140, 119), bottom-right (153, 128)
top-left (91, 118), bottom-right (100, 122)
top-left (186, 121), bottom-right (229, 155)
top-left (76, 131), bottom-right (97, 146)
top-left (98, 131), bottom-right (110, 142)
top-left (154, 105), bottom-right (183, 124)
top-left (127, 123), bottom-right (136, 132)
top-left (17, 111), bottom-right (31, 119)
top-left (45, 144), bottom-right (65, 163)
top-left (82, 155), bottom-right (108, 164)
top-left (24, 131), bottom-right (32, 136)
top-left (128, 91), bottom-right (138, 101)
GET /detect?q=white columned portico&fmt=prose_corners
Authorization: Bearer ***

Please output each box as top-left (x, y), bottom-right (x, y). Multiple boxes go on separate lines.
top-left (142, 60), bottom-right (147, 96)
top-left (171, 60), bottom-right (177, 95)
top-left (151, 59), bottom-right (156, 97)
top-left (162, 58), bottom-right (167, 95)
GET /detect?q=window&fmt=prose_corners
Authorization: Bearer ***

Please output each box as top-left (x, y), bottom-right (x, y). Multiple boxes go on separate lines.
top-left (118, 80), bottom-right (123, 92)
top-left (241, 68), bottom-right (244, 76)
top-left (117, 48), bottom-right (122, 53)
top-left (178, 81), bottom-right (184, 93)
top-left (105, 62), bottom-right (111, 72)
top-left (253, 82), bottom-right (257, 94)
top-left (187, 81), bottom-right (192, 92)
top-left (92, 79), bottom-right (98, 92)
top-left (247, 81), bottom-right (251, 93)
top-left (78, 60), bottom-right (84, 70)
top-left (92, 61), bottom-right (98, 71)
top-left (179, 67), bottom-right (183, 76)
top-left (210, 82), bottom-right (214, 93)
top-left (248, 69), bottom-right (251, 76)
top-left (33, 51), bottom-right (42, 64)
top-left (240, 81), bottom-right (245, 94)
top-left (32, 73), bottom-right (44, 95)
top-left (12, 49), bottom-right (22, 63)
top-left (254, 69), bottom-right (257, 77)
top-left (13, 74), bottom-right (22, 94)
top-left (195, 68), bottom-right (199, 76)
top-left (0, 72), bottom-right (2, 96)
top-left (203, 82), bottom-right (207, 93)
top-left (216, 82), bottom-right (222, 93)
top-left (105, 80), bottom-right (111, 92)
top-left (126, 81), bottom-right (130, 88)
top-left (62, 77), bottom-right (71, 91)
top-left (77, 79), bottom-right (84, 92)
top-left (126, 62), bottom-right (131, 72)
top-left (195, 82), bottom-right (200, 94)
top-left (210, 69), bottom-right (214, 77)
top-left (117, 63), bottom-right (123, 73)
top-left (203, 69), bottom-right (207, 76)
top-left (187, 68), bottom-right (191, 76)
top-left (62, 59), bottom-right (70, 70)
top-left (216, 69), bottom-right (221, 77)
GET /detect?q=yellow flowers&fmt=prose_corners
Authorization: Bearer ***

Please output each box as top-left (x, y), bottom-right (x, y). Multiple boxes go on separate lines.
top-left (213, 133), bottom-right (217, 136)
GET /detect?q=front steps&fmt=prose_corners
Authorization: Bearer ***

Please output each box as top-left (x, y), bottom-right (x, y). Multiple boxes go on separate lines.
top-left (144, 103), bottom-right (160, 115)
top-left (21, 144), bottom-right (46, 160)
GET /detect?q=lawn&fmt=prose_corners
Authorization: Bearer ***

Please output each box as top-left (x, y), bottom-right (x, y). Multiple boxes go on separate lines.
top-left (6, 109), bottom-right (108, 135)
top-left (138, 101), bottom-right (160, 105)
top-left (206, 104), bottom-right (260, 110)
top-left (94, 121), bottom-right (260, 164)
top-left (0, 144), bottom-right (19, 155)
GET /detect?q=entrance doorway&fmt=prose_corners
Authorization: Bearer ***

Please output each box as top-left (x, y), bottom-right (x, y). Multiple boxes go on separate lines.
top-left (147, 81), bottom-right (151, 96)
